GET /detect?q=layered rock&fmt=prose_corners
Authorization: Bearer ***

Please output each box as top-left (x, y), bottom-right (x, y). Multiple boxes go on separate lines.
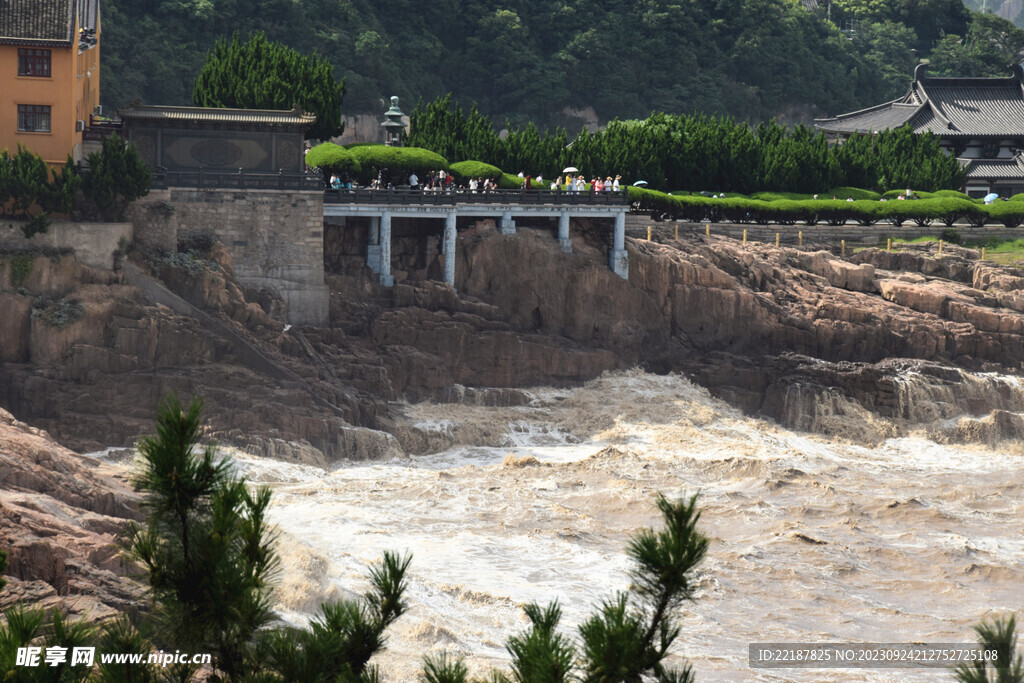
top-left (0, 407), bottom-right (140, 619)
top-left (5, 222), bottom-right (1024, 460)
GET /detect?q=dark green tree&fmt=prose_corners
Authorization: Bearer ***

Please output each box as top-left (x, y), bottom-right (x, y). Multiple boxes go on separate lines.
top-left (192, 32), bottom-right (345, 141)
top-left (930, 13), bottom-right (1024, 77)
top-left (81, 135), bottom-right (151, 221)
top-left (128, 395), bottom-right (275, 679)
top-left (39, 157), bottom-right (83, 217)
top-left (129, 395), bottom-right (411, 681)
top-left (6, 145), bottom-right (48, 218)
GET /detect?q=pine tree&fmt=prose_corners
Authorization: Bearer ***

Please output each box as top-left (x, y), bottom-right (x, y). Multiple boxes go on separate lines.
top-left (193, 32), bottom-right (345, 141)
top-left (128, 395), bottom-right (275, 679)
top-left (129, 395), bottom-right (411, 681)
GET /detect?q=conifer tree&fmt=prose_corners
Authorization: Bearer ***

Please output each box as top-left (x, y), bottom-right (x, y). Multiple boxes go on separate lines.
top-left (129, 395), bottom-right (411, 681)
top-left (193, 32), bottom-right (345, 141)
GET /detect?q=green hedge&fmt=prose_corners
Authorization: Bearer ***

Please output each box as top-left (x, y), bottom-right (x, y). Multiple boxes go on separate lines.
top-left (305, 143), bottom-right (362, 174)
top-left (825, 186), bottom-right (881, 201)
top-left (934, 189), bottom-right (975, 201)
top-left (498, 172), bottom-right (525, 189)
top-left (626, 186), bottom-right (1019, 228)
top-left (450, 160), bottom-right (503, 181)
top-left (347, 145), bottom-right (449, 182)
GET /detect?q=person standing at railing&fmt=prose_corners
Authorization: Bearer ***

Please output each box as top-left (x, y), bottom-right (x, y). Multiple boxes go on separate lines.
top-left (613, 175), bottom-right (621, 191)
top-left (409, 172), bottom-right (419, 191)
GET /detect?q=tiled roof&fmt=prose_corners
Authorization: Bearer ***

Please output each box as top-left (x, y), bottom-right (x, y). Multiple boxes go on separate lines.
top-left (118, 104), bottom-right (317, 127)
top-left (963, 157), bottom-right (1024, 180)
top-left (0, 0), bottom-right (74, 46)
top-left (911, 82), bottom-right (1024, 136)
top-left (816, 65), bottom-right (1024, 138)
top-left (814, 101), bottom-right (921, 134)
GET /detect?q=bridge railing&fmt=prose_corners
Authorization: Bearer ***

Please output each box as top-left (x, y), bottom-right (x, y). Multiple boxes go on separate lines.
top-left (152, 169), bottom-right (323, 191)
top-left (323, 187), bottom-right (630, 206)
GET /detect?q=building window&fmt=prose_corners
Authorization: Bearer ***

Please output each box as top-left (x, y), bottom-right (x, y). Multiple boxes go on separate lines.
top-left (17, 105), bottom-right (51, 132)
top-left (17, 49), bottom-right (51, 77)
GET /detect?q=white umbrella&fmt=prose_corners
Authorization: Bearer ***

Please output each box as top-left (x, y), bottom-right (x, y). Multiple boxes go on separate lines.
top-left (562, 166), bottom-right (579, 173)
top-left (633, 180), bottom-right (649, 186)
top-left (984, 192), bottom-right (999, 204)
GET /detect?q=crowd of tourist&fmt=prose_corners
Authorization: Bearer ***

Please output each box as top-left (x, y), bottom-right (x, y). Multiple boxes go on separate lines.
top-left (325, 168), bottom-right (629, 193)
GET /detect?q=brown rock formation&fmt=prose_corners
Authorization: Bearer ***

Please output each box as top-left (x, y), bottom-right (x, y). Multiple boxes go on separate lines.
top-left (0, 407), bottom-right (140, 619)
top-left (4, 222), bottom-right (1024, 459)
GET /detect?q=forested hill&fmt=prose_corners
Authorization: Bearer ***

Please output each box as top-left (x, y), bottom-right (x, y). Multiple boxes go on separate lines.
top-left (102, 0), bottom-right (1024, 129)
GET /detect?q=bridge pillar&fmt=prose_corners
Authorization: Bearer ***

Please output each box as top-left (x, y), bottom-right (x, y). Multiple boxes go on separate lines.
top-left (610, 211), bottom-right (628, 279)
top-left (558, 211), bottom-right (572, 253)
top-left (366, 216), bottom-right (381, 274)
top-left (379, 211), bottom-right (394, 286)
top-left (499, 210), bottom-right (516, 235)
top-left (443, 211), bottom-right (457, 287)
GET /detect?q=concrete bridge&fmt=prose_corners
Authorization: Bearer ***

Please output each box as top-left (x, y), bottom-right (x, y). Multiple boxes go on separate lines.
top-left (323, 188), bottom-right (631, 286)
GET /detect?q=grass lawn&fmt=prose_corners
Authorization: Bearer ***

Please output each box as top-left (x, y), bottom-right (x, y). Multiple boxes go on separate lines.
top-left (969, 238), bottom-right (1024, 266)
top-left (875, 236), bottom-right (1024, 266)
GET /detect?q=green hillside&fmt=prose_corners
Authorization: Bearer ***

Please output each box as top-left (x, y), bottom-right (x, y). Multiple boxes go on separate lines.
top-left (100, 0), bottom-right (1024, 128)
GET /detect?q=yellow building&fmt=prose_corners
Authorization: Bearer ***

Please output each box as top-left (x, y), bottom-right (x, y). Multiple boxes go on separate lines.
top-left (0, 0), bottom-right (100, 165)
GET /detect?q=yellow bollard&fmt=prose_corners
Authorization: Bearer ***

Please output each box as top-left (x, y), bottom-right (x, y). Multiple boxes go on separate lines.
top-left (647, 226), bottom-right (652, 241)
top-left (938, 239), bottom-right (943, 254)
top-left (776, 233), bottom-right (780, 248)
top-left (706, 223), bottom-right (710, 239)
top-left (982, 246), bottom-right (986, 261)
top-left (743, 229), bottom-right (748, 244)
top-left (674, 224), bottom-right (678, 240)
top-left (798, 231), bottom-right (803, 246)
top-left (841, 239), bottom-right (846, 257)
top-left (887, 238), bottom-right (892, 252)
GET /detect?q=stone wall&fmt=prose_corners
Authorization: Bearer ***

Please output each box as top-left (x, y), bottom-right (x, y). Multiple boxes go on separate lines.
top-left (0, 220), bottom-right (132, 270)
top-left (131, 188), bottom-right (328, 326)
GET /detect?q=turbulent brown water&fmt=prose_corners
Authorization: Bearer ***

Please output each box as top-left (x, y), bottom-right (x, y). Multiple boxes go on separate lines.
top-left (129, 371), bottom-right (1024, 680)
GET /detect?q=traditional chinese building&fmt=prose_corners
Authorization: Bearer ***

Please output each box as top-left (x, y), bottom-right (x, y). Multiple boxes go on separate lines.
top-left (815, 63), bottom-right (1024, 197)
top-left (118, 104), bottom-right (315, 175)
top-left (0, 0), bottom-right (100, 165)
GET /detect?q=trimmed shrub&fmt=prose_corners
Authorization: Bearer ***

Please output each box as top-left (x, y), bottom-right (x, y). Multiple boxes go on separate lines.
top-left (963, 204), bottom-right (989, 227)
top-left (499, 172), bottom-right (525, 189)
top-left (935, 189), bottom-right (975, 201)
top-left (825, 186), bottom-right (881, 201)
top-left (305, 143), bottom-right (361, 174)
top-left (926, 198), bottom-right (976, 227)
top-left (749, 191), bottom-right (814, 201)
top-left (347, 145), bottom-right (449, 183)
top-left (881, 189), bottom-right (938, 200)
top-left (985, 202), bottom-right (1024, 228)
top-left (450, 160), bottom-right (503, 181)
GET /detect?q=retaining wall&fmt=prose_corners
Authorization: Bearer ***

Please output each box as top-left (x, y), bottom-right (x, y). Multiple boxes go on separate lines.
top-left (0, 220), bottom-right (132, 270)
top-left (129, 188), bottom-right (328, 326)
